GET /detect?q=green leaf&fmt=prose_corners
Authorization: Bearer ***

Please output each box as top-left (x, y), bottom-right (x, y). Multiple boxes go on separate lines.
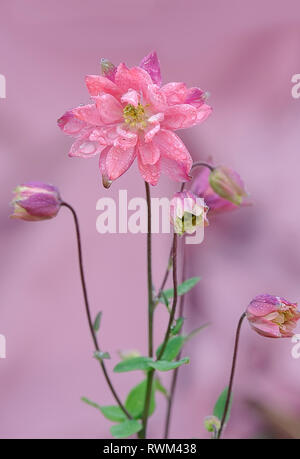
top-left (213, 387), bottom-right (232, 425)
top-left (82, 397), bottom-right (127, 423)
top-left (125, 379), bottom-right (156, 419)
top-left (159, 277), bottom-right (201, 302)
top-left (156, 335), bottom-right (186, 361)
top-left (185, 323), bottom-right (210, 342)
top-left (94, 350), bottom-right (111, 361)
top-left (99, 406), bottom-right (127, 423)
top-left (93, 312), bottom-right (102, 332)
top-left (155, 377), bottom-right (169, 399)
top-left (110, 420), bottom-right (142, 438)
top-left (113, 356), bottom-right (153, 373)
top-left (81, 396), bottom-right (102, 411)
top-left (149, 357), bottom-right (190, 372)
top-left (171, 317), bottom-right (184, 336)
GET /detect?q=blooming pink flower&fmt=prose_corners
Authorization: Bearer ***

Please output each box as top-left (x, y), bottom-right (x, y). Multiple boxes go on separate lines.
top-left (246, 294), bottom-right (300, 338)
top-left (170, 190), bottom-right (209, 235)
top-left (58, 52), bottom-right (212, 187)
top-left (190, 166), bottom-right (248, 214)
top-left (11, 182), bottom-right (61, 221)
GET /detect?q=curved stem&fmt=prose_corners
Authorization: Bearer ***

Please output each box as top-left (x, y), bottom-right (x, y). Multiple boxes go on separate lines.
top-left (191, 161), bottom-right (215, 172)
top-left (217, 312), bottom-right (246, 439)
top-left (164, 237), bottom-right (186, 438)
top-left (61, 202), bottom-right (131, 419)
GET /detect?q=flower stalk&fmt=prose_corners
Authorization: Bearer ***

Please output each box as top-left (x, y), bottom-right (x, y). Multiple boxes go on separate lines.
top-left (61, 202), bottom-right (131, 419)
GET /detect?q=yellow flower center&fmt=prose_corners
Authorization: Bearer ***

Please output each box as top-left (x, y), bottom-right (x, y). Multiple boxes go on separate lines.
top-left (123, 103), bottom-right (147, 129)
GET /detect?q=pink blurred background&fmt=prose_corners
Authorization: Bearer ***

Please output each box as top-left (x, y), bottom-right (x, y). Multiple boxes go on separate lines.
top-left (1, 0), bottom-right (300, 439)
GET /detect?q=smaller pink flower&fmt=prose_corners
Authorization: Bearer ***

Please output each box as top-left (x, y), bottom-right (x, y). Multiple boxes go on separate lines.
top-left (170, 190), bottom-right (209, 235)
top-left (191, 166), bottom-right (249, 214)
top-left (209, 166), bottom-right (247, 206)
top-left (11, 182), bottom-right (61, 221)
top-left (246, 294), bottom-right (300, 338)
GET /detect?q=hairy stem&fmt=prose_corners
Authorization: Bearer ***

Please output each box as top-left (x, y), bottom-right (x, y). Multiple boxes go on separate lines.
top-left (61, 202), bottom-right (131, 419)
top-left (217, 312), bottom-right (246, 439)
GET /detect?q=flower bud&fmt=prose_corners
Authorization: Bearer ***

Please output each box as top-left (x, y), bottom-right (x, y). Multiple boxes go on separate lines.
top-left (209, 166), bottom-right (247, 206)
top-left (100, 58), bottom-right (116, 81)
top-left (246, 294), bottom-right (300, 338)
top-left (11, 182), bottom-right (61, 221)
top-left (204, 415), bottom-right (221, 433)
top-left (170, 190), bottom-right (208, 236)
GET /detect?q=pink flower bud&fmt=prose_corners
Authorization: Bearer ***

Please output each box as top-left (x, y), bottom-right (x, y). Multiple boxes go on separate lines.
top-left (100, 58), bottom-right (116, 81)
top-left (209, 166), bottom-right (247, 206)
top-left (246, 294), bottom-right (300, 338)
top-left (11, 182), bottom-right (61, 221)
top-left (170, 190), bottom-right (208, 236)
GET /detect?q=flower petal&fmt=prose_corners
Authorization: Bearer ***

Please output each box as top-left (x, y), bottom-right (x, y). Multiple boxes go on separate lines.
top-left (195, 103), bottom-right (212, 124)
top-left (115, 63), bottom-right (153, 96)
top-left (57, 111), bottom-right (88, 136)
top-left (106, 145), bottom-right (137, 181)
top-left (85, 74), bottom-right (122, 99)
top-left (137, 155), bottom-right (161, 185)
top-left (138, 139), bottom-right (160, 165)
top-left (247, 316), bottom-right (282, 338)
top-left (145, 84), bottom-right (167, 112)
top-left (95, 94), bottom-right (123, 124)
top-left (247, 295), bottom-right (279, 317)
top-left (69, 130), bottom-right (105, 158)
top-left (154, 129), bottom-right (192, 179)
top-left (185, 87), bottom-right (205, 108)
top-left (121, 88), bottom-right (140, 107)
top-left (160, 82), bottom-right (188, 105)
top-left (162, 104), bottom-right (198, 130)
top-left (114, 126), bottom-right (138, 150)
top-left (72, 104), bottom-right (103, 126)
top-left (139, 51), bottom-right (162, 86)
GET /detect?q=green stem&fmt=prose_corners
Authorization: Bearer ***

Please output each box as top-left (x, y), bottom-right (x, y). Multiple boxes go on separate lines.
top-left (217, 312), bottom-right (246, 439)
top-left (61, 202), bottom-right (131, 420)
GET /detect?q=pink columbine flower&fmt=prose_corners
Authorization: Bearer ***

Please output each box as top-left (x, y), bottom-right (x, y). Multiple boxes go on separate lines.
top-left (58, 51), bottom-right (212, 187)
top-left (170, 190), bottom-right (209, 236)
top-left (191, 166), bottom-right (248, 214)
top-left (246, 294), bottom-right (300, 338)
top-left (11, 182), bottom-right (61, 221)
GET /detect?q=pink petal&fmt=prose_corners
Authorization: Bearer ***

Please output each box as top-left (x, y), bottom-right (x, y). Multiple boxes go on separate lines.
top-left (57, 111), bottom-right (87, 136)
top-left (69, 133), bottom-right (104, 158)
top-left (185, 87), bottom-right (205, 108)
top-left (247, 316), bottom-right (281, 338)
top-left (160, 156), bottom-right (191, 182)
top-left (139, 51), bottom-right (162, 86)
top-left (72, 104), bottom-right (103, 126)
top-left (121, 89), bottom-right (140, 107)
top-left (85, 75), bottom-right (122, 99)
top-left (137, 155), bottom-right (161, 185)
top-left (95, 94), bottom-right (123, 124)
top-left (247, 296), bottom-right (279, 317)
top-left (162, 104), bottom-right (198, 130)
top-left (138, 139), bottom-right (160, 165)
top-left (145, 84), bottom-right (167, 112)
top-left (114, 126), bottom-right (138, 150)
top-left (154, 129), bottom-right (192, 172)
top-left (195, 103), bottom-right (212, 124)
top-left (106, 145), bottom-right (136, 181)
top-left (160, 82), bottom-right (188, 105)
top-left (115, 63), bottom-right (153, 96)
top-left (99, 147), bottom-right (112, 188)
top-left (89, 125), bottom-right (119, 145)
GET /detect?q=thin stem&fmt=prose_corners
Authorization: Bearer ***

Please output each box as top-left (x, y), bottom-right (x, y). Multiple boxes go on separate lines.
top-left (164, 237), bottom-right (186, 438)
top-left (145, 182), bottom-right (154, 358)
top-left (217, 312), bottom-right (246, 439)
top-left (141, 233), bottom-right (178, 438)
top-left (157, 233), bottom-right (178, 361)
top-left (61, 202), bottom-right (131, 419)
top-left (191, 161), bottom-right (215, 172)
top-left (140, 182), bottom-right (154, 439)
top-left (155, 244), bottom-right (173, 302)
